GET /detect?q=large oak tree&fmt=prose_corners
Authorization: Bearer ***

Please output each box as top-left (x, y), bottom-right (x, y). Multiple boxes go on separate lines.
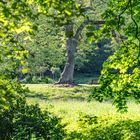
top-left (38, 0), bottom-right (107, 84)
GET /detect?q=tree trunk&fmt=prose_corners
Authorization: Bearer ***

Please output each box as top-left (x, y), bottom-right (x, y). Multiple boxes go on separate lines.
top-left (58, 37), bottom-right (77, 84)
top-left (57, 24), bottom-right (77, 84)
top-left (57, 20), bottom-right (105, 84)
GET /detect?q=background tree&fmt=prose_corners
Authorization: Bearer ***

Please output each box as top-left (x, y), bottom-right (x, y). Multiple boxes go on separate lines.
top-left (22, 0), bottom-right (113, 84)
top-left (27, 15), bottom-right (65, 78)
top-left (34, 0), bottom-right (108, 84)
top-left (57, 0), bottom-right (107, 84)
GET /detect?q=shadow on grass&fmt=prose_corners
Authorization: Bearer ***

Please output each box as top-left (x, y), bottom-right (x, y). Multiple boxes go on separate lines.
top-left (24, 85), bottom-right (96, 101)
top-left (25, 91), bottom-right (88, 101)
top-left (25, 92), bottom-right (49, 100)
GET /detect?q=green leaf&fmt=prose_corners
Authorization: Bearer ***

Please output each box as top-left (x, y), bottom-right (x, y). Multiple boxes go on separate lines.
top-left (22, 68), bottom-right (29, 74)
top-left (64, 9), bottom-right (72, 16)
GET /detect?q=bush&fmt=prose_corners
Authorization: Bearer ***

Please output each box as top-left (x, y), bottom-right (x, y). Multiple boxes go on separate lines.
top-left (0, 98), bottom-right (65, 140)
top-left (51, 67), bottom-right (61, 80)
top-left (21, 75), bottom-right (54, 84)
top-left (67, 114), bottom-right (140, 140)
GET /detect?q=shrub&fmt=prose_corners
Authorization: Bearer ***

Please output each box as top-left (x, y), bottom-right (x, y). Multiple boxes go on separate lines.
top-left (51, 67), bottom-right (61, 80)
top-left (0, 98), bottom-right (65, 140)
top-left (0, 77), bottom-right (64, 139)
top-left (67, 114), bottom-right (140, 140)
top-left (21, 75), bottom-right (54, 84)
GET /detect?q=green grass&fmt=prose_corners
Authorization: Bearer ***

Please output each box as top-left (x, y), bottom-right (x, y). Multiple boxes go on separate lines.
top-left (25, 84), bottom-right (96, 101)
top-left (25, 84), bottom-right (140, 133)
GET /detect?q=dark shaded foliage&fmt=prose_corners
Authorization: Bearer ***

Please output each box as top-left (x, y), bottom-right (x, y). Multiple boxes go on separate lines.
top-left (0, 98), bottom-right (65, 140)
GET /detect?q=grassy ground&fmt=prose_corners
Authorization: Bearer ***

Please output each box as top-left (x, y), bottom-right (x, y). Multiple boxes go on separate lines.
top-left (25, 84), bottom-right (140, 133)
top-left (25, 84), bottom-right (95, 100)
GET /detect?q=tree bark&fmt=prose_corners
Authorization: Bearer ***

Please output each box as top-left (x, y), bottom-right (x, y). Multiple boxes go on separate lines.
top-left (57, 20), bottom-right (105, 84)
top-left (57, 24), bottom-right (77, 84)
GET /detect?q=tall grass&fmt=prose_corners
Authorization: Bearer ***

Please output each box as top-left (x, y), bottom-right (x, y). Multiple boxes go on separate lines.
top-left (25, 84), bottom-right (140, 133)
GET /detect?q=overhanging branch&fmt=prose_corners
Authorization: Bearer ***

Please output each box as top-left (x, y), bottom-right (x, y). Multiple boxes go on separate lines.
top-left (74, 20), bottom-right (105, 40)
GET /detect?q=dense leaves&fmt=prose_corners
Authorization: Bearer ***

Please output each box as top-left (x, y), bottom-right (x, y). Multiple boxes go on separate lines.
top-left (27, 15), bottom-right (65, 77)
top-left (90, 0), bottom-right (140, 111)
top-left (68, 114), bottom-right (140, 140)
top-left (0, 78), bottom-right (26, 113)
top-left (0, 1), bottom-right (65, 139)
top-left (0, 98), bottom-right (65, 139)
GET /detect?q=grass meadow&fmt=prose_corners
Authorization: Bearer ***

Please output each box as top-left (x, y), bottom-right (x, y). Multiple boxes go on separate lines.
top-left (25, 84), bottom-right (140, 139)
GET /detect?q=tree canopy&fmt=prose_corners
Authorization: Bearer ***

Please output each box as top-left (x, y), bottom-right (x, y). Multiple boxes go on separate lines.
top-left (0, 0), bottom-right (140, 112)
top-left (90, 0), bottom-right (140, 111)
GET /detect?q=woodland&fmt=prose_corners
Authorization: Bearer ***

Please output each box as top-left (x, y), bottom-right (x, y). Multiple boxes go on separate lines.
top-left (0, 0), bottom-right (140, 139)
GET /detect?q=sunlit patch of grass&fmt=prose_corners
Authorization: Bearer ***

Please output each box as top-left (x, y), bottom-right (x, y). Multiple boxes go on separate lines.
top-left (26, 99), bottom-right (140, 132)
top-left (25, 84), bottom-right (140, 133)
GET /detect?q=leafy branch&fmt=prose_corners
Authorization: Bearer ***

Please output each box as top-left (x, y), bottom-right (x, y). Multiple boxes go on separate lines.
top-left (129, 0), bottom-right (140, 62)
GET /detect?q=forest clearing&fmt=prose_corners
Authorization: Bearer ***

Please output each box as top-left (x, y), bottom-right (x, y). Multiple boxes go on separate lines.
top-left (0, 0), bottom-right (140, 139)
